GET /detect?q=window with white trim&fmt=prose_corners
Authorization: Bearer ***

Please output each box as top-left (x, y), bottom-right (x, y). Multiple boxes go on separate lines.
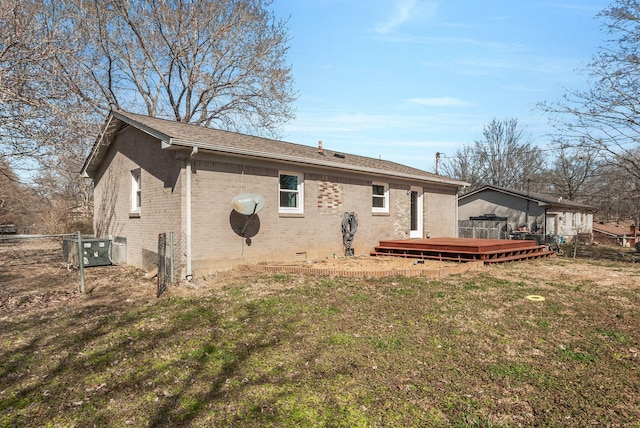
top-left (279, 172), bottom-right (304, 213)
top-left (131, 169), bottom-right (141, 213)
top-left (372, 182), bottom-right (389, 213)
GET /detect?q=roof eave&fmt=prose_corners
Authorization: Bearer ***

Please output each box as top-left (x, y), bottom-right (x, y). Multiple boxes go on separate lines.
top-left (81, 114), bottom-right (118, 178)
top-left (547, 203), bottom-right (597, 212)
top-left (112, 110), bottom-right (171, 142)
top-left (82, 110), bottom-right (174, 178)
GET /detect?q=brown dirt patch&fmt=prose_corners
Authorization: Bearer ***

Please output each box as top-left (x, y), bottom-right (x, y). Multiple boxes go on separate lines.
top-left (280, 255), bottom-right (451, 271)
top-left (0, 238), bottom-right (157, 319)
top-left (255, 255), bottom-right (483, 278)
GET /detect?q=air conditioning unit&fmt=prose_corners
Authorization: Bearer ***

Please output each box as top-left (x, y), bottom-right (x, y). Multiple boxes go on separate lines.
top-left (111, 236), bottom-right (126, 265)
top-left (63, 237), bottom-right (112, 267)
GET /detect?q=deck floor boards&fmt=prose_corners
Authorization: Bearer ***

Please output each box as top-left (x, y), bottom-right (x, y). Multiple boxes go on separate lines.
top-left (371, 238), bottom-right (554, 264)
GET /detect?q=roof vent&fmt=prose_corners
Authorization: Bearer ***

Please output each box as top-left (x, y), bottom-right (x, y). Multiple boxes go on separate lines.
top-left (318, 140), bottom-right (324, 154)
top-left (333, 152), bottom-right (345, 159)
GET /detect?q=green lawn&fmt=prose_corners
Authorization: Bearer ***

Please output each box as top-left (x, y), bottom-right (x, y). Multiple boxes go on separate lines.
top-left (2, 245), bottom-right (640, 427)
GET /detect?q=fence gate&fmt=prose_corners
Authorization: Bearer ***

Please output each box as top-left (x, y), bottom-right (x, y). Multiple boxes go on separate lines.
top-left (157, 233), bottom-right (168, 297)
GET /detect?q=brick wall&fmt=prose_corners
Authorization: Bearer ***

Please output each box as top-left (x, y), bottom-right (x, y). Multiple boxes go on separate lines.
top-left (93, 127), bottom-right (184, 271)
top-left (188, 153), bottom-right (459, 273)
top-left (93, 128), bottom-right (461, 276)
top-left (424, 184), bottom-right (458, 237)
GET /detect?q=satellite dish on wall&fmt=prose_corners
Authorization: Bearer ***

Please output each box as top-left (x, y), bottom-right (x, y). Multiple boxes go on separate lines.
top-left (231, 193), bottom-right (265, 215)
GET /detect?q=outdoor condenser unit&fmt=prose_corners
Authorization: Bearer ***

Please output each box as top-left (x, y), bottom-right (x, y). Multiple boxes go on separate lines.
top-left (63, 237), bottom-right (112, 267)
top-left (110, 236), bottom-right (126, 265)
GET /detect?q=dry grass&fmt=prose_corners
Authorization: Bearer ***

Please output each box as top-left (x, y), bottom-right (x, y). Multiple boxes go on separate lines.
top-left (2, 240), bottom-right (640, 427)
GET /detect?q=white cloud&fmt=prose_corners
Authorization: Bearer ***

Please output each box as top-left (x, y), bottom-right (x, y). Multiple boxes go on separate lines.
top-left (375, 0), bottom-right (438, 34)
top-left (407, 97), bottom-right (471, 107)
top-left (283, 109), bottom-right (482, 141)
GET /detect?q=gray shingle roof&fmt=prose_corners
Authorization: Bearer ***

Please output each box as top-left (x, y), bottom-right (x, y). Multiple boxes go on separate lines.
top-left (593, 222), bottom-right (633, 236)
top-left (459, 185), bottom-right (596, 211)
top-left (82, 110), bottom-right (468, 188)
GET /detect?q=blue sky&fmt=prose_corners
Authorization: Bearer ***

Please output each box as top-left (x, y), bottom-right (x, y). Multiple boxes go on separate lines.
top-left (270, 0), bottom-right (610, 172)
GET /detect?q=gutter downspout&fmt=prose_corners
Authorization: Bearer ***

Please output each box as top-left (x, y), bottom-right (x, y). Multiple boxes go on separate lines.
top-left (185, 147), bottom-right (198, 281)
top-left (456, 187), bottom-right (465, 238)
top-left (455, 191), bottom-right (459, 238)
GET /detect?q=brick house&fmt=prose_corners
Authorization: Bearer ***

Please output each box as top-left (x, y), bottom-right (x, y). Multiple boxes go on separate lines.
top-left (82, 110), bottom-right (468, 278)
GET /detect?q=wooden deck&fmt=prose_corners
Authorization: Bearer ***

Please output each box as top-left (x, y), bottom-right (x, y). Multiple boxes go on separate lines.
top-left (371, 237), bottom-right (555, 264)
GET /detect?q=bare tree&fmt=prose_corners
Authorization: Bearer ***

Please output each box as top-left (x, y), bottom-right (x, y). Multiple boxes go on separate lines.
top-left (440, 118), bottom-right (545, 191)
top-left (0, 0), bottom-right (85, 171)
top-left (438, 145), bottom-right (482, 188)
top-left (34, 140), bottom-right (95, 234)
top-left (547, 139), bottom-right (600, 201)
top-left (2, 0), bottom-right (296, 232)
top-left (50, 0), bottom-right (296, 136)
top-left (0, 159), bottom-right (32, 227)
top-left (539, 0), bottom-right (640, 181)
top-left (586, 163), bottom-right (639, 223)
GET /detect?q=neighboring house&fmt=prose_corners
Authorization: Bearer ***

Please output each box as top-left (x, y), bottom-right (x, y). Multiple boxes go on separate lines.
top-left (458, 185), bottom-right (595, 240)
top-left (593, 223), bottom-right (638, 247)
top-left (81, 110), bottom-right (468, 278)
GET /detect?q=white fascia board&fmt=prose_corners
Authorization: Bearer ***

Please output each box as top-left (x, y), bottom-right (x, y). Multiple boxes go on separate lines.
top-left (166, 138), bottom-right (469, 187)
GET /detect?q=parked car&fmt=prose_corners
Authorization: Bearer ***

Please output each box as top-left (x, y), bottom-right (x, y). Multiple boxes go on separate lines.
top-left (0, 224), bottom-right (17, 235)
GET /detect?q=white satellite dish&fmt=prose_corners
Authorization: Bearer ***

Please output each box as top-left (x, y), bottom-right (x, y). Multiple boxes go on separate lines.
top-left (231, 193), bottom-right (265, 215)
